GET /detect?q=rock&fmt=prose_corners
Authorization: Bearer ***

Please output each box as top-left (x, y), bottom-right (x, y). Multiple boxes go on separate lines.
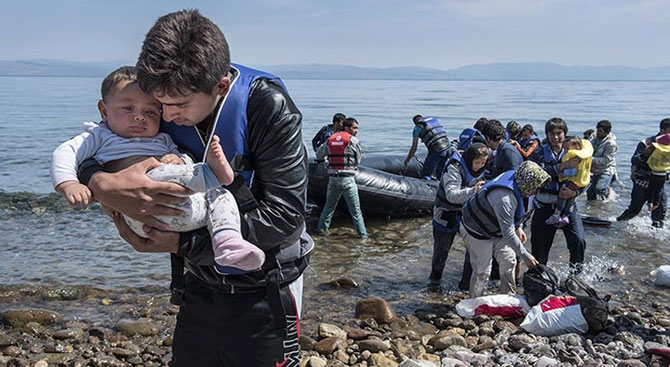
top-left (508, 334), bottom-right (535, 351)
top-left (318, 323), bottom-right (347, 339)
top-left (1, 309), bottom-right (63, 328)
top-left (460, 319), bottom-right (477, 331)
top-left (392, 339), bottom-right (425, 359)
top-left (39, 353), bottom-right (77, 365)
top-left (359, 339), bottom-right (391, 353)
top-left (87, 327), bottom-right (107, 339)
top-left (308, 356), bottom-right (327, 367)
top-left (53, 328), bottom-right (85, 340)
top-left (369, 352), bottom-right (398, 367)
top-left (326, 277), bottom-right (360, 289)
top-left (398, 359), bottom-right (436, 367)
top-left (432, 336), bottom-right (467, 350)
top-left (34, 361), bottom-right (48, 367)
top-left (346, 327), bottom-right (380, 340)
top-left (617, 360), bottom-right (646, 367)
top-left (111, 348), bottom-right (138, 359)
top-left (535, 356), bottom-right (559, 367)
top-left (656, 318), bottom-right (670, 327)
top-left (529, 344), bottom-right (554, 357)
top-left (313, 337), bottom-right (344, 355)
top-left (479, 326), bottom-right (496, 337)
top-left (493, 320), bottom-right (518, 334)
top-left (410, 322), bottom-right (438, 336)
top-left (92, 355), bottom-right (125, 367)
top-left (440, 357), bottom-right (468, 367)
top-left (334, 349), bottom-right (349, 363)
top-left (115, 319), bottom-right (159, 337)
top-left (355, 297), bottom-right (397, 324)
top-left (299, 335), bottom-right (317, 351)
top-left (472, 339), bottom-right (496, 352)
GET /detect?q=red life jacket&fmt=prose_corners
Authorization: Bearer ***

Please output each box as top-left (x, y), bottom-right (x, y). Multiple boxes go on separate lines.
top-left (327, 131), bottom-right (355, 170)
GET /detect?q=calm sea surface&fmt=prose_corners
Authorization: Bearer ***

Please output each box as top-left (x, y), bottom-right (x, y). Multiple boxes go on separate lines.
top-left (0, 76), bottom-right (668, 322)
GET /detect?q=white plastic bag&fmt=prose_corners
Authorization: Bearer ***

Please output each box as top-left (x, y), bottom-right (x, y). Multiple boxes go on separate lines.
top-left (651, 265), bottom-right (670, 287)
top-left (456, 294), bottom-right (530, 318)
top-left (520, 295), bottom-right (588, 336)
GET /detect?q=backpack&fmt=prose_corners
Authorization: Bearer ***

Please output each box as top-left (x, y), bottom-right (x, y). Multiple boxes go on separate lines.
top-left (565, 275), bottom-right (611, 334)
top-left (523, 264), bottom-right (560, 306)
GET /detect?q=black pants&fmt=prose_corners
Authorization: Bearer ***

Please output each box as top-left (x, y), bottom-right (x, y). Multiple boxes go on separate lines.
top-left (618, 181), bottom-right (666, 225)
top-left (531, 203), bottom-right (586, 270)
top-left (171, 273), bottom-right (300, 367)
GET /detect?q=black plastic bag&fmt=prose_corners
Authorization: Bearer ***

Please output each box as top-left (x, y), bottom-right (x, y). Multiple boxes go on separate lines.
top-left (523, 263), bottom-right (560, 306)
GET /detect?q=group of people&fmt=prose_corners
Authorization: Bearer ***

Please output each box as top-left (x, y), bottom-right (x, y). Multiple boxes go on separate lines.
top-left (46, 8), bottom-right (670, 365)
top-left (427, 115), bottom-right (670, 298)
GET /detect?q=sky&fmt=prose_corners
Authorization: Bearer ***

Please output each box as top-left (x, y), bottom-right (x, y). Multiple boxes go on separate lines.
top-left (2, 0), bottom-right (670, 70)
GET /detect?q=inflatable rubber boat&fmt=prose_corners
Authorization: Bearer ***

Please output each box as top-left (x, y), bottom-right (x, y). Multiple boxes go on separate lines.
top-left (308, 155), bottom-right (438, 217)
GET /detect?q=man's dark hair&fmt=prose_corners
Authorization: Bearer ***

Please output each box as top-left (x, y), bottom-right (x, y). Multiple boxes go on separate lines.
top-left (596, 120), bottom-right (612, 134)
top-left (660, 118), bottom-right (670, 131)
top-left (481, 119), bottom-right (506, 141)
top-left (344, 117), bottom-right (358, 128)
top-left (507, 120), bottom-right (521, 138)
top-left (474, 117), bottom-right (489, 131)
top-left (412, 114), bottom-right (423, 124)
top-left (137, 9), bottom-right (230, 96)
top-left (101, 66), bottom-right (137, 101)
top-left (333, 113), bottom-right (346, 124)
top-left (521, 124), bottom-right (535, 135)
top-left (545, 117), bottom-right (568, 135)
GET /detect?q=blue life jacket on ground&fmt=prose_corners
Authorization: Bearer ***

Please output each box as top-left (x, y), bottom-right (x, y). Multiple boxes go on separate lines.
top-left (459, 128), bottom-right (482, 151)
top-left (162, 63), bottom-right (286, 187)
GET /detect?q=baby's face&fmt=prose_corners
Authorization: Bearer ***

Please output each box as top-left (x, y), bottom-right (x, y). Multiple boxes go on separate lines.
top-left (565, 141), bottom-right (580, 150)
top-left (101, 81), bottom-right (161, 138)
top-left (521, 130), bottom-right (532, 139)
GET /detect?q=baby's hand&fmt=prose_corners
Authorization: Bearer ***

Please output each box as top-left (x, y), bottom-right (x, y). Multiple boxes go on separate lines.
top-left (160, 154), bottom-right (185, 165)
top-left (56, 181), bottom-right (93, 210)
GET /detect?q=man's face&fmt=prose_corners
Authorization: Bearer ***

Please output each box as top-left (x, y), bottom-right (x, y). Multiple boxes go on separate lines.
top-left (547, 128), bottom-right (565, 149)
top-left (345, 122), bottom-right (359, 136)
top-left (596, 127), bottom-right (607, 139)
top-left (100, 81), bottom-right (161, 138)
top-left (152, 76), bottom-right (230, 127)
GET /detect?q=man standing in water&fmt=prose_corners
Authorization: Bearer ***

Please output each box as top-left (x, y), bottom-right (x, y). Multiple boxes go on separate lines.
top-left (312, 113), bottom-right (346, 153)
top-left (587, 120), bottom-right (618, 201)
top-left (404, 114), bottom-right (451, 179)
top-left (316, 117), bottom-right (368, 239)
top-left (80, 9), bottom-right (312, 366)
top-left (617, 118), bottom-right (670, 227)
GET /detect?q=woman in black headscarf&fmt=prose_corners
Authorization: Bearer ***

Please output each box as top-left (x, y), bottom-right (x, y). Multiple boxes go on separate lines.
top-left (429, 142), bottom-right (489, 290)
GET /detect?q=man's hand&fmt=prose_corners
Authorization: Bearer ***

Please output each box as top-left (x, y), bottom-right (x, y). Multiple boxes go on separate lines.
top-left (159, 153), bottom-right (185, 165)
top-left (510, 140), bottom-right (521, 149)
top-left (644, 144), bottom-right (656, 157)
top-left (559, 186), bottom-right (578, 199)
top-left (515, 227), bottom-right (527, 244)
top-left (525, 255), bottom-right (538, 269)
top-left (473, 180), bottom-right (486, 193)
top-left (111, 211), bottom-right (179, 254)
top-left (56, 181), bottom-right (93, 210)
top-left (88, 158), bottom-right (192, 229)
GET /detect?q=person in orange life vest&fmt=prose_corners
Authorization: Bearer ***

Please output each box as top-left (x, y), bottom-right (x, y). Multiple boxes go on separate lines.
top-left (316, 118), bottom-right (368, 239)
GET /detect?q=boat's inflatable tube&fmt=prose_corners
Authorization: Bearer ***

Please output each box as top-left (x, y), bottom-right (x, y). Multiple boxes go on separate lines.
top-left (581, 216), bottom-right (612, 228)
top-left (308, 155), bottom-right (438, 217)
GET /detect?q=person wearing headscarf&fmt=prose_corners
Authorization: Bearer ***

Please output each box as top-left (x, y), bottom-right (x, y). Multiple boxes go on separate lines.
top-left (460, 161), bottom-right (548, 297)
top-left (429, 143), bottom-right (489, 290)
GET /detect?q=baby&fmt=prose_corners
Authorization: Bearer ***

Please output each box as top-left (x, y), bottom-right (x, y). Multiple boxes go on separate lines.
top-left (546, 136), bottom-right (593, 227)
top-left (50, 66), bottom-right (263, 274)
top-left (645, 133), bottom-right (670, 211)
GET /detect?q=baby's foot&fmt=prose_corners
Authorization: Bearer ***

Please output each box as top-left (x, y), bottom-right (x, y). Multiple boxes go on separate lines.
top-left (212, 230), bottom-right (265, 274)
top-left (555, 216), bottom-right (570, 228)
top-left (545, 213), bottom-right (561, 225)
top-left (206, 135), bottom-right (234, 186)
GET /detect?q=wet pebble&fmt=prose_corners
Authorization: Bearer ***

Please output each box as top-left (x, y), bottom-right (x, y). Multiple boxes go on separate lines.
top-left (115, 319), bottom-right (159, 337)
top-left (355, 297), bottom-right (397, 324)
top-left (1, 309), bottom-right (63, 328)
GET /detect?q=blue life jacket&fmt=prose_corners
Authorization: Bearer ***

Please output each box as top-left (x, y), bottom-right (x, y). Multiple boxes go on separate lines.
top-left (416, 116), bottom-right (449, 152)
top-left (519, 135), bottom-right (540, 150)
top-left (162, 63), bottom-right (286, 187)
top-left (539, 143), bottom-right (564, 194)
top-left (461, 170), bottom-right (528, 239)
top-left (459, 128), bottom-right (482, 151)
top-left (433, 150), bottom-right (485, 232)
